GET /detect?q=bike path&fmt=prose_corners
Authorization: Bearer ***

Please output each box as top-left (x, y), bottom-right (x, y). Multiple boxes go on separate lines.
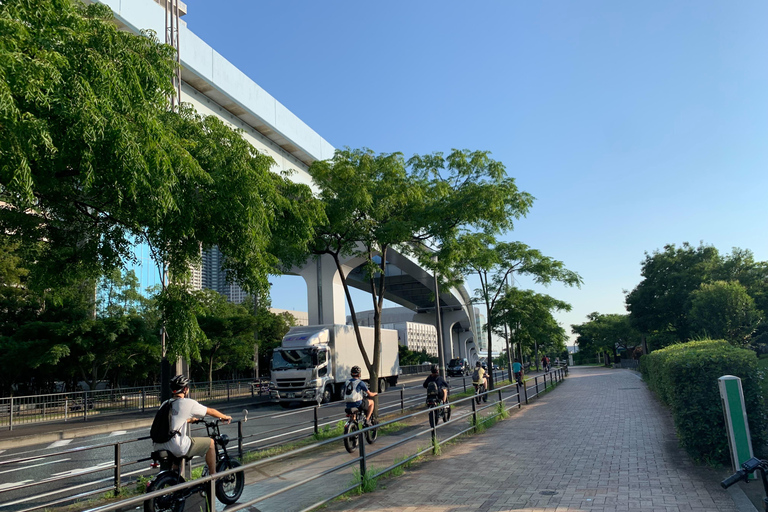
top-left (320, 366), bottom-right (750, 512)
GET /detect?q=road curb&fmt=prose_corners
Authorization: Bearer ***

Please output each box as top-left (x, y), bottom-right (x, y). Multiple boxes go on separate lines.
top-left (727, 484), bottom-right (760, 512)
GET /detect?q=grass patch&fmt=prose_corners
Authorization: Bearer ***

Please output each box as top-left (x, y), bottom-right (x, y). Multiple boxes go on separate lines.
top-left (44, 476), bottom-right (151, 512)
top-left (312, 420), bottom-right (345, 441)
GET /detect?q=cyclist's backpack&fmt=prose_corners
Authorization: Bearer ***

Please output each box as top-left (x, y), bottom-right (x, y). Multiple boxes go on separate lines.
top-left (472, 369), bottom-right (480, 383)
top-left (426, 381), bottom-right (439, 397)
top-left (150, 399), bottom-right (179, 443)
top-left (344, 379), bottom-right (364, 403)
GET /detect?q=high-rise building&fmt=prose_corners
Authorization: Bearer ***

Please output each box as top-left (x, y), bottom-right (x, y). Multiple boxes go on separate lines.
top-left (201, 247), bottom-right (247, 304)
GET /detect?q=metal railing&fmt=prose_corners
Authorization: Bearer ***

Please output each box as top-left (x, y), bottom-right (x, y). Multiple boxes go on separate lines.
top-left (0, 366), bottom-right (569, 512)
top-left (398, 363), bottom-right (434, 375)
top-left (79, 366), bottom-right (568, 512)
top-left (0, 378), bottom-right (270, 430)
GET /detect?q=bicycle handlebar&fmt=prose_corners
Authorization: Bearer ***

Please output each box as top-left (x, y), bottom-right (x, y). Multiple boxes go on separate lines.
top-left (721, 470), bottom-right (746, 489)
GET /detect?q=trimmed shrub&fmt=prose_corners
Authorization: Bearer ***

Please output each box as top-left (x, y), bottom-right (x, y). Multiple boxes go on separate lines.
top-left (640, 339), bottom-right (767, 463)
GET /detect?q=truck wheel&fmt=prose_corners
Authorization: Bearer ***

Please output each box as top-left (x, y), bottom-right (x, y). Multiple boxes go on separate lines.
top-left (378, 379), bottom-right (387, 393)
top-left (320, 386), bottom-right (332, 404)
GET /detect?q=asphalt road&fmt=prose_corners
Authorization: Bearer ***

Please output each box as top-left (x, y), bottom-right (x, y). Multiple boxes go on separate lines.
top-left (0, 369), bottom-right (519, 512)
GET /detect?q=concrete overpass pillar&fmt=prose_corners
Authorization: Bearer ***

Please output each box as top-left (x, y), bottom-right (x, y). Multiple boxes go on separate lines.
top-left (294, 254), bottom-right (353, 325)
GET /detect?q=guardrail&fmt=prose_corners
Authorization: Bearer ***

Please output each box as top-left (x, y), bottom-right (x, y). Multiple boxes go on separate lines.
top-left (80, 366), bottom-right (568, 512)
top-left (0, 367), bottom-right (568, 512)
top-left (0, 378), bottom-right (271, 431)
top-left (398, 363), bottom-right (434, 375)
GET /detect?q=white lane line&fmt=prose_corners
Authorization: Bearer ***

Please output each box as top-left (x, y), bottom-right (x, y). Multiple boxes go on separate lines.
top-left (0, 450), bottom-right (5, 455)
top-left (51, 461), bottom-right (112, 477)
top-left (109, 430), bottom-right (127, 436)
top-left (0, 458), bottom-right (70, 476)
top-left (46, 439), bottom-right (72, 449)
top-left (270, 408), bottom-right (311, 419)
top-left (0, 480), bottom-right (33, 491)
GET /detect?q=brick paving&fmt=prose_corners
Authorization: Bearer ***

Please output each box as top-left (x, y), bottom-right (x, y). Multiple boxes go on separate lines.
top-left (325, 366), bottom-right (740, 512)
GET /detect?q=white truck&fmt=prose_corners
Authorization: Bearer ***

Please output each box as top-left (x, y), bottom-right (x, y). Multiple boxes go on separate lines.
top-left (269, 324), bottom-right (400, 406)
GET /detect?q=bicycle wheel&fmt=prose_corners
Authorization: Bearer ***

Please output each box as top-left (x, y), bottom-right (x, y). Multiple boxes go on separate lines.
top-left (428, 406), bottom-right (436, 428)
top-left (144, 473), bottom-right (185, 512)
top-left (343, 421), bottom-right (358, 453)
top-left (215, 459), bottom-right (244, 505)
top-left (365, 417), bottom-right (378, 444)
top-left (443, 402), bottom-right (452, 423)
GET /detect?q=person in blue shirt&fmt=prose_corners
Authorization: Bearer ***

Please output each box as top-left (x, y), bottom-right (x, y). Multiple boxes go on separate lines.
top-left (512, 358), bottom-right (524, 385)
top-left (344, 366), bottom-right (377, 426)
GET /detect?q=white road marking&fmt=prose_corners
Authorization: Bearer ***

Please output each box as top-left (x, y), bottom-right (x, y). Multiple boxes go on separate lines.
top-left (46, 439), bottom-right (72, 449)
top-left (270, 409), bottom-right (311, 419)
top-left (109, 430), bottom-right (127, 436)
top-left (0, 480), bottom-right (33, 491)
top-left (0, 450), bottom-right (5, 455)
top-left (51, 461), bottom-right (112, 477)
top-left (0, 458), bottom-right (70, 475)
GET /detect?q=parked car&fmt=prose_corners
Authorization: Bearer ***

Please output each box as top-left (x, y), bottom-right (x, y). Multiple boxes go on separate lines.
top-left (447, 358), bottom-right (470, 377)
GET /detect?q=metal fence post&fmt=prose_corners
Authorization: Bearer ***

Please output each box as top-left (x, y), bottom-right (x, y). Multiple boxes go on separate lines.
top-left (463, 379), bottom-right (466, 393)
top-left (430, 410), bottom-right (437, 448)
top-left (8, 397), bottom-right (13, 431)
top-left (400, 386), bottom-right (404, 413)
top-left (358, 428), bottom-right (367, 479)
top-left (543, 373), bottom-right (547, 390)
top-left (64, 397), bottom-right (68, 422)
top-left (114, 443), bottom-right (122, 495)
top-left (523, 380), bottom-right (529, 405)
top-left (83, 391), bottom-right (88, 422)
top-left (237, 421), bottom-right (243, 460)
top-left (498, 388), bottom-right (502, 403)
top-left (534, 377), bottom-right (538, 397)
top-left (141, 389), bottom-right (146, 413)
top-left (471, 398), bottom-right (477, 433)
top-left (227, 382), bottom-right (230, 402)
top-left (313, 406), bottom-right (319, 435)
top-left (516, 385), bottom-right (522, 408)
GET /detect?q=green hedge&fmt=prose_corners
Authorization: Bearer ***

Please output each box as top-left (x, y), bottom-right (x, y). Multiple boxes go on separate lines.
top-left (639, 339), bottom-right (767, 464)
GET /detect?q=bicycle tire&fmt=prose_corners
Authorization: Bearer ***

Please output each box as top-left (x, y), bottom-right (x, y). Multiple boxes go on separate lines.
top-left (144, 472), bottom-right (185, 512)
top-left (443, 403), bottom-right (451, 423)
top-left (215, 459), bottom-right (244, 504)
top-left (365, 417), bottom-right (378, 444)
top-left (343, 421), bottom-right (358, 453)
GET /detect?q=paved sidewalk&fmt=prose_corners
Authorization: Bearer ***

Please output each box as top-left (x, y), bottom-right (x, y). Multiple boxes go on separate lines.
top-left (326, 366), bottom-right (744, 512)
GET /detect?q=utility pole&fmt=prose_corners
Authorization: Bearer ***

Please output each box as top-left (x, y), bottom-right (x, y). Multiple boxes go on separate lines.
top-left (433, 256), bottom-right (445, 378)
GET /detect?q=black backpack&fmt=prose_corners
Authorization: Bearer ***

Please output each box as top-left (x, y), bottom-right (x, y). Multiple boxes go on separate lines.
top-left (150, 399), bottom-right (180, 443)
top-left (472, 369), bottom-right (481, 382)
top-left (426, 381), bottom-right (439, 397)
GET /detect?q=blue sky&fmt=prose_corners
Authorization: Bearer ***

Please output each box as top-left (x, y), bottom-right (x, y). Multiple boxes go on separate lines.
top-left (184, 1), bottom-right (768, 342)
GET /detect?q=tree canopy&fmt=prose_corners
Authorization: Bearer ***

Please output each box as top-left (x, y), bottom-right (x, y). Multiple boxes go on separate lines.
top-left (571, 312), bottom-right (641, 362)
top-left (308, 148), bottom-right (537, 405)
top-left (0, 0), bottom-right (323, 362)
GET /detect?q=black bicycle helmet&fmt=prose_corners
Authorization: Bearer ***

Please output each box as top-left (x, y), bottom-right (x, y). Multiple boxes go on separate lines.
top-left (170, 375), bottom-right (190, 392)
top-left (351, 365), bottom-right (361, 376)
top-left (475, 361), bottom-right (481, 367)
top-left (430, 364), bottom-right (438, 374)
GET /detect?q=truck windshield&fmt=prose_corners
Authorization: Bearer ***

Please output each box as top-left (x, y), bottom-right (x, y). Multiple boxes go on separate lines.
top-left (448, 358), bottom-right (462, 367)
top-left (272, 349), bottom-right (315, 370)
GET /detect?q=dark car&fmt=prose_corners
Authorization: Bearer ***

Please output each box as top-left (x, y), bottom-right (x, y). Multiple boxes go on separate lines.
top-left (447, 358), bottom-right (470, 377)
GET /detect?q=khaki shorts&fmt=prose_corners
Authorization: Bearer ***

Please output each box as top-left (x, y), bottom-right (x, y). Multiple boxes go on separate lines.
top-left (185, 437), bottom-right (211, 458)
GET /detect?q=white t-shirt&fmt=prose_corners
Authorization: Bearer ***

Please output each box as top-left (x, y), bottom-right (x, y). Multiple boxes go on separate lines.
top-left (153, 397), bottom-right (208, 457)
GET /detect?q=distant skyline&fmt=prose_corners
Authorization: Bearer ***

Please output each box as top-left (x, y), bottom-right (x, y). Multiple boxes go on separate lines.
top-left (184, 1), bottom-right (768, 341)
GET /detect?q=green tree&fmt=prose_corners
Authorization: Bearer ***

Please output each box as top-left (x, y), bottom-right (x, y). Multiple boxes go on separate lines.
top-left (689, 281), bottom-right (762, 346)
top-left (625, 243), bottom-right (720, 344)
top-left (452, 239), bottom-right (581, 386)
top-left (308, 148), bottom-right (534, 412)
top-left (492, 288), bottom-right (571, 370)
top-left (571, 312), bottom-right (641, 364)
top-left (0, 0), bottom-right (323, 368)
top-left (194, 290), bottom-right (258, 390)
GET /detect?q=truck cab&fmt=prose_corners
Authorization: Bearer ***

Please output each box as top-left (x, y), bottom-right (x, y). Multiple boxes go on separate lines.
top-left (270, 327), bottom-right (334, 405)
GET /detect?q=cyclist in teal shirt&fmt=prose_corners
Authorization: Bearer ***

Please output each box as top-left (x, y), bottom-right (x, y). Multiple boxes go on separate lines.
top-left (512, 359), bottom-right (523, 385)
